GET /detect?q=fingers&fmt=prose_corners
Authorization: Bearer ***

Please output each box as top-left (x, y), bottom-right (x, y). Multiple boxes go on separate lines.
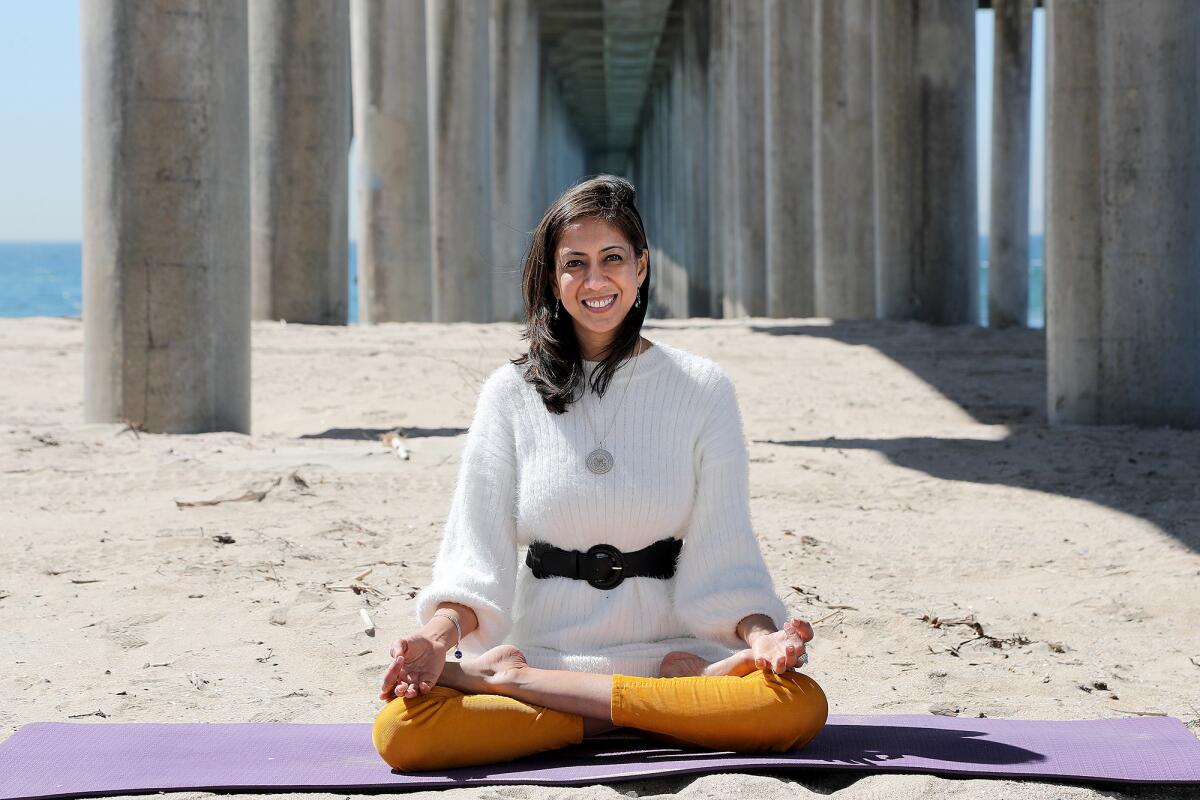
top-left (379, 654), bottom-right (405, 699)
top-left (789, 618), bottom-right (815, 642)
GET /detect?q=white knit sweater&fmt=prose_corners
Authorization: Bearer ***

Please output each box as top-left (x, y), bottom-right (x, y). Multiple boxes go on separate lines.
top-left (415, 340), bottom-right (787, 678)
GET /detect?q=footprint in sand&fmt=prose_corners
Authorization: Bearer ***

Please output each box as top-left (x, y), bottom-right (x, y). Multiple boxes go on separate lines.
top-left (105, 612), bottom-right (167, 649)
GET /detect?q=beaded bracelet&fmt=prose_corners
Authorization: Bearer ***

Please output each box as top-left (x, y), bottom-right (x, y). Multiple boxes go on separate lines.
top-left (432, 612), bottom-right (464, 659)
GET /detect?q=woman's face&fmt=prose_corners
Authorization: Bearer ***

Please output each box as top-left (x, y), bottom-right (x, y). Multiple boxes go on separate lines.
top-left (551, 216), bottom-right (647, 353)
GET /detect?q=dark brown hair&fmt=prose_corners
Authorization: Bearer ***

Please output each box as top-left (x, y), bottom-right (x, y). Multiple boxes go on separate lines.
top-left (512, 175), bottom-right (652, 414)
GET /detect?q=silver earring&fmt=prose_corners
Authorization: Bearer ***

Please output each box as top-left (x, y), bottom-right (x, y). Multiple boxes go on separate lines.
top-left (553, 298), bottom-right (560, 321)
top-left (634, 288), bottom-right (641, 309)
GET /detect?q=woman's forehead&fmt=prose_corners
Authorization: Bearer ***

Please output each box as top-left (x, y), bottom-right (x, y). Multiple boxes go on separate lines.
top-left (557, 217), bottom-right (630, 252)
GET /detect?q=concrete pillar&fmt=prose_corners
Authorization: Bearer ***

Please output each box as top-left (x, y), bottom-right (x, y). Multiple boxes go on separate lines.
top-left (706, 0), bottom-right (731, 315)
top-left (814, 0), bottom-right (875, 319)
top-left (681, 0), bottom-right (712, 317)
top-left (491, 0), bottom-right (540, 322)
top-left (987, 0), bottom-right (1033, 328)
top-left (1046, 1), bottom-right (1200, 427)
top-left (872, 0), bottom-right (978, 324)
top-left (662, 71), bottom-right (688, 318)
top-left (249, 1), bottom-right (350, 325)
top-left (82, 1), bottom-right (250, 434)
top-left (764, 0), bottom-right (815, 318)
top-left (538, 70), bottom-right (586, 211)
top-left (727, 0), bottom-right (767, 318)
top-left (349, 0), bottom-right (431, 323)
top-left (428, 0), bottom-right (492, 322)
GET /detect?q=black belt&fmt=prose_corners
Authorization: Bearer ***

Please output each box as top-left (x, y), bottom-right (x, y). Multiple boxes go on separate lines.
top-left (525, 537), bottom-right (682, 590)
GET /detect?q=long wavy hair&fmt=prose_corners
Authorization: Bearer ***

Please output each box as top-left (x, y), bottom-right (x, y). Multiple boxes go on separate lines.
top-left (513, 175), bottom-right (652, 414)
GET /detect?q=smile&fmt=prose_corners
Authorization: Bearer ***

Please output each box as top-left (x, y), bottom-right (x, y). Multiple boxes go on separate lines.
top-left (582, 295), bottom-right (616, 310)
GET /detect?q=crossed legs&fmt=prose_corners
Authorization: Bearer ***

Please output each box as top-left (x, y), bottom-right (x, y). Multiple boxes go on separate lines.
top-left (372, 645), bottom-right (828, 772)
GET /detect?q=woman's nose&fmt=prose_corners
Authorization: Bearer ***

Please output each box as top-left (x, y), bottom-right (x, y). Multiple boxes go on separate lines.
top-left (583, 263), bottom-right (608, 287)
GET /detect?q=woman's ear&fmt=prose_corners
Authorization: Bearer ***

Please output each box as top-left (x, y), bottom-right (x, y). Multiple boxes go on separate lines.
top-left (637, 249), bottom-right (648, 285)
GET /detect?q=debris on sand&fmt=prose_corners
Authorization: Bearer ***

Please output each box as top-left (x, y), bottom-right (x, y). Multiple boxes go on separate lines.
top-left (380, 430), bottom-right (410, 460)
top-left (920, 613), bottom-right (1033, 656)
top-left (175, 476), bottom-right (282, 508)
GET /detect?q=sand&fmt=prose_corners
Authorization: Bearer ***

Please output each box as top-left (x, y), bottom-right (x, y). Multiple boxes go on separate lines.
top-left (1, 316), bottom-right (1197, 800)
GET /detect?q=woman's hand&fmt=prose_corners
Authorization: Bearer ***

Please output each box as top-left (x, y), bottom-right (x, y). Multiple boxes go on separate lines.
top-left (750, 618), bottom-right (814, 674)
top-left (379, 634), bottom-right (449, 701)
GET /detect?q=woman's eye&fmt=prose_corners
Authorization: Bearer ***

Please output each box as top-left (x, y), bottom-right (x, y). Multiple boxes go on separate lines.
top-left (605, 253), bottom-right (622, 262)
top-left (565, 260), bottom-right (582, 269)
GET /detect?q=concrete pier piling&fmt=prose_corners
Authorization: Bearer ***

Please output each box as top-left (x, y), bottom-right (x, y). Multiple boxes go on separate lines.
top-left (349, 0), bottom-right (431, 323)
top-left (814, 0), bottom-right (875, 320)
top-left (1046, 0), bottom-right (1200, 427)
top-left (727, 0), bottom-right (767, 318)
top-left (428, 0), bottom-right (493, 323)
top-left (537, 71), bottom-right (586, 211)
top-left (764, 0), bottom-right (815, 318)
top-left (681, 0), bottom-right (712, 317)
top-left (988, 0), bottom-right (1033, 329)
top-left (873, 0), bottom-right (978, 324)
top-left (249, 0), bottom-right (350, 325)
top-left (491, 0), bottom-right (540, 322)
top-left (707, 0), bottom-right (732, 316)
top-left (82, 0), bottom-right (250, 434)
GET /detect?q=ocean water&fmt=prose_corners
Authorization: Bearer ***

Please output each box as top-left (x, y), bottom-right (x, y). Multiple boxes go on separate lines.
top-left (0, 238), bottom-right (1044, 327)
top-left (0, 242), bottom-right (362, 323)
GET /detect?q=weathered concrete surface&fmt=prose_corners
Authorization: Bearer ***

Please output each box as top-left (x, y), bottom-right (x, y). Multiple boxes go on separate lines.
top-left (249, 0), bottom-right (350, 325)
top-left (429, 0), bottom-right (493, 322)
top-left (538, 68), bottom-right (587, 214)
top-left (873, 0), bottom-right (978, 324)
top-left (764, 0), bottom-right (815, 318)
top-left (1046, 0), bottom-right (1200, 427)
top-left (727, 0), bottom-right (767, 318)
top-left (681, 0), bottom-right (712, 317)
top-left (814, 0), bottom-right (875, 320)
top-left (987, 0), bottom-right (1033, 329)
top-left (491, 0), bottom-right (540, 323)
top-left (349, 0), bottom-right (431, 323)
top-left (707, 0), bottom-right (731, 315)
top-left (82, 0), bottom-right (250, 434)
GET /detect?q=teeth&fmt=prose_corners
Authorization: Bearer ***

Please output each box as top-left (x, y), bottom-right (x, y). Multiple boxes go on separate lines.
top-left (584, 295), bottom-right (615, 309)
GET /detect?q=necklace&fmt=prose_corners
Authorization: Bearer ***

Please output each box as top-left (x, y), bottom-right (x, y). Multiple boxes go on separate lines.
top-left (581, 342), bottom-right (644, 475)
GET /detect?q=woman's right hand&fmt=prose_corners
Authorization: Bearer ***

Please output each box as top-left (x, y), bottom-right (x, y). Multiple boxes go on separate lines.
top-left (379, 634), bottom-right (448, 701)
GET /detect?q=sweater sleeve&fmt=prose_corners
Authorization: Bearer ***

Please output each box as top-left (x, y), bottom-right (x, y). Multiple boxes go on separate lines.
top-left (414, 367), bottom-right (519, 654)
top-left (672, 367), bottom-right (788, 649)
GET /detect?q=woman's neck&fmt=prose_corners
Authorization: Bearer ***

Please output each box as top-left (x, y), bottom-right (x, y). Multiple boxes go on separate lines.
top-left (580, 335), bottom-right (649, 363)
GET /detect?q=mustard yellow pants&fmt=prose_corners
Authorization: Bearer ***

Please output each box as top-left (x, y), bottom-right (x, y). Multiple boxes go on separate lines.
top-left (373, 670), bottom-right (829, 772)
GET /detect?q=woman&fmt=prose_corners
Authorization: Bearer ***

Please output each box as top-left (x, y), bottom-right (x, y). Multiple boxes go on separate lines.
top-left (374, 175), bottom-right (828, 771)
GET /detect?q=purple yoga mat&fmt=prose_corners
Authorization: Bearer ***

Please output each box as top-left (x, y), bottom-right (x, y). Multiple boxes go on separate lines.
top-left (1, 715), bottom-right (1198, 799)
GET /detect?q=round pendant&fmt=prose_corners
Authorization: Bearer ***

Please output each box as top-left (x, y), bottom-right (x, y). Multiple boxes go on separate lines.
top-left (586, 448), bottom-right (614, 475)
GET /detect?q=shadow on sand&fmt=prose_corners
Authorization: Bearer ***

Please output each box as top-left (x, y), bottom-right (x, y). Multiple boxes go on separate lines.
top-left (747, 321), bottom-right (1200, 554)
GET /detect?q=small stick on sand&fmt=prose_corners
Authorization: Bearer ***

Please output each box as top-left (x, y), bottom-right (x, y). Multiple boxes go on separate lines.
top-left (360, 608), bottom-right (376, 637)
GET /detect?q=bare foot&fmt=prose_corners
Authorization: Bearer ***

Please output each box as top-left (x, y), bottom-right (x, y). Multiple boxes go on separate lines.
top-left (659, 649), bottom-right (759, 678)
top-left (440, 644), bottom-right (529, 694)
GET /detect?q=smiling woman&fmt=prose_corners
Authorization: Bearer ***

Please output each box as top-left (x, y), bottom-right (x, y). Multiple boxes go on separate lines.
top-left (372, 175), bottom-right (826, 772)
top-left (515, 175), bottom-right (653, 413)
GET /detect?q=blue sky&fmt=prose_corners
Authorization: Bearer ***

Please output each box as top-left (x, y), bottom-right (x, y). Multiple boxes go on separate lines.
top-left (0, 5), bottom-right (1044, 241)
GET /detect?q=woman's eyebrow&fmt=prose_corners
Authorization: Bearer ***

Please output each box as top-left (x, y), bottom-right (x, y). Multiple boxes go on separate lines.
top-left (561, 244), bottom-right (626, 256)
top-left (561, 244), bottom-right (624, 256)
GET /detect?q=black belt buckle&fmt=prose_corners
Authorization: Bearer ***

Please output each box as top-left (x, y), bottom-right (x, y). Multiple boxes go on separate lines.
top-left (585, 544), bottom-right (625, 589)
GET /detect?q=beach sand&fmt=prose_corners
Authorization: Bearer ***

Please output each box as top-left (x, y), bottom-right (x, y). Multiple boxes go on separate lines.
top-left (1, 316), bottom-right (1197, 800)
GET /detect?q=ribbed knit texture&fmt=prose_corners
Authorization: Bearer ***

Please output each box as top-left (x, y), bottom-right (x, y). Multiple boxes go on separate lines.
top-left (415, 340), bottom-right (787, 678)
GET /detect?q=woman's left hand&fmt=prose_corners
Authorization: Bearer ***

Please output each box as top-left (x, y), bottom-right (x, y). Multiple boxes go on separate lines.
top-left (750, 618), bottom-right (814, 674)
